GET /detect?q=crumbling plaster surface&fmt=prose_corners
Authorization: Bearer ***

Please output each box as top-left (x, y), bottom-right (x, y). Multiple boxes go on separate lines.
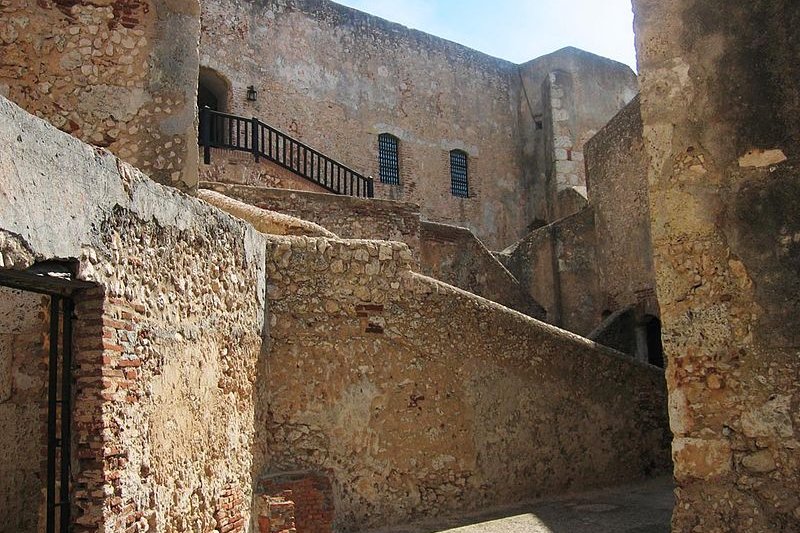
top-left (633, 0), bottom-right (800, 530)
top-left (0, 0), bottom-right (200, 189)
top-left (259, 233), bottom-right (671, 533)
top-left (0, 95), bottom-right (266, 531)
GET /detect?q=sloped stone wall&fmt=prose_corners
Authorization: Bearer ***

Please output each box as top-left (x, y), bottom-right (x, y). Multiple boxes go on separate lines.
top-left (503, 208), bottom-right (600, 335)
top-left (259, 233), bottom-right (671, 532)
top-left (419, 221), bottom-right (545, 319)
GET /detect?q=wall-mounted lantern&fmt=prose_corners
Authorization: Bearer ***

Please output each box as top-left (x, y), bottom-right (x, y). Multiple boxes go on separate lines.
top-left (246, 85), bottom-right (258, 102)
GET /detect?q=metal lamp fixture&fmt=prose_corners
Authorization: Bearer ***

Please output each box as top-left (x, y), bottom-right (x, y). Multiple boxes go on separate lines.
top-left (246, 85), bottom-right (257, 101)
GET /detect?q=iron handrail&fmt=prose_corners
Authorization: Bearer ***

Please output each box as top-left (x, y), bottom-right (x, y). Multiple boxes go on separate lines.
top-left (199, 107), bottom-right (374, 198)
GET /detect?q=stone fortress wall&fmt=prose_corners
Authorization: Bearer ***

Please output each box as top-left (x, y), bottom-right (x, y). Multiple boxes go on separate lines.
top-left (197, 0), bottom-right (638, 250)
top-left (0, 95), bottom-right (670, 532)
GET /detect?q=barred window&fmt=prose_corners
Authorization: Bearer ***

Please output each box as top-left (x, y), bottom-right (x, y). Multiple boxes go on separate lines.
top-left (378, 133), bottom-right (400, 185)
top-left (450, 150), bottom-right (469, 198)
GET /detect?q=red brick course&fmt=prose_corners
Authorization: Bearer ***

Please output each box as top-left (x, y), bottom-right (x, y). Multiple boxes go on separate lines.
top-left (260, 472), bottom-right (333, 533)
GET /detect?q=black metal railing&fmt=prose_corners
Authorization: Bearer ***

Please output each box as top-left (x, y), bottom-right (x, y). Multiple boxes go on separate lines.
top-left (199, 107), bottom-right (374, 198)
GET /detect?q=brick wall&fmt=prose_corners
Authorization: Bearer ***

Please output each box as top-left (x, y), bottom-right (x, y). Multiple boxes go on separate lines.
top-left (258, 494), bottom-right (296, 533)
top-left (260, 472), bottom-right (333, 533)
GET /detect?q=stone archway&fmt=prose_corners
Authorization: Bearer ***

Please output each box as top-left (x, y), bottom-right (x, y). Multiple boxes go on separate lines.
top-left (198, 66), bottom-right (230, 112)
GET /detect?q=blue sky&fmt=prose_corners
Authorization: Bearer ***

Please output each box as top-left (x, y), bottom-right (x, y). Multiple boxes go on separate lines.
top-left (333, 0), bottom-right (638, 70)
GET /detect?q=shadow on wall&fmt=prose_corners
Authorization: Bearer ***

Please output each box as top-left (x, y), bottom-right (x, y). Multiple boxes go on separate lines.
top-left (588, 308), bottom-right (664, 368)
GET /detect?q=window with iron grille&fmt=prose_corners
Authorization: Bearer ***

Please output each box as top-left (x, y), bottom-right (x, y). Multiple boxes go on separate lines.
top-left (378, 133), bottom-right (400, 185)
top-left (450, 150), bottom-right (469, 197)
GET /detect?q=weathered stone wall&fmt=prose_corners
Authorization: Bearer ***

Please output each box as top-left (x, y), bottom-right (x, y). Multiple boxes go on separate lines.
top-left (633, 0), bottom-right (800, 530)
top-left (200, 183), bottom-right (545, 318)
top-left (199, 0), bottom-right (526, 249)
top-left (419, 221), bottom-right (545, 319)
top-left (258, 233), bottom-right (671, 532)
top-left (0, 288), bottom-right (49, 532)
top-left (502, 208), bottom-right (600, 335)
top-left (199, 181), bottom-right (422, 257)
top-left (198, 1), bottom-right (640, 248)
top-left (0, 96), bottom-right (266, 531)
top-left (0, 0), bottom-right (200, 189)
top-left (585, 96), bottom-right (659, 319)
top-left (517, 48), bottom-right (639, 223)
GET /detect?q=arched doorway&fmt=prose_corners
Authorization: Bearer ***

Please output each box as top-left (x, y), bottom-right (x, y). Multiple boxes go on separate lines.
top-left (635, 314), bottom-right (665, 368)
top-left (198, 67), bottom-right (230, 112)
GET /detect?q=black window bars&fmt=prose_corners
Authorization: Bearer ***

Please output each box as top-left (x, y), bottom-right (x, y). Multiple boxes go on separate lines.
top-left (450, 149), bottom-right (469, 198)
top-left (378, 133), bottom-right (400, 185)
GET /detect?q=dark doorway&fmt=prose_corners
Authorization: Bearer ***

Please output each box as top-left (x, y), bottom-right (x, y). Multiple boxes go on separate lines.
top-left (644, 315), bottom-right (664, 368)
top-left (198, 67), bottom-right (230, 112)
top-left (0, 265), bottom-right (94, 533)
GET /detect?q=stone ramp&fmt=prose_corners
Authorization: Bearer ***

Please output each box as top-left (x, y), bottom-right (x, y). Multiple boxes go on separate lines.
top-left (363, 476), bottom-right (673, 533)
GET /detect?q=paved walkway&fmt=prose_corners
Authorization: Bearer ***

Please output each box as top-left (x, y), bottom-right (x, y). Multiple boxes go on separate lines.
top-left (366, 476), bottom-right (674, 533)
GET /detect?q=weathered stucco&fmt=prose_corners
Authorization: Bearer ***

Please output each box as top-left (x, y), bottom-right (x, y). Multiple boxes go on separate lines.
top-left (0, 0), bottom-right (200, 189)
top-left (633, 0), bottom-right (800, 530)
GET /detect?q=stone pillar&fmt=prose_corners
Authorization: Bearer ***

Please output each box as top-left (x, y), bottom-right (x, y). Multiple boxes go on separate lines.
top-left (633, 0), bottom-right (800, 530)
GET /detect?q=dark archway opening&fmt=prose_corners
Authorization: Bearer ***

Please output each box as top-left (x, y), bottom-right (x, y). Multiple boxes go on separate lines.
top-left (198, 67), bottom-right (230, 112)
top-left (643, 315), bottom-right (664, 368)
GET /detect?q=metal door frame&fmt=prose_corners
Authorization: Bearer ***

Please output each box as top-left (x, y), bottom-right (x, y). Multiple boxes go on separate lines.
top-left (0, 266), bottom-right (95, 533)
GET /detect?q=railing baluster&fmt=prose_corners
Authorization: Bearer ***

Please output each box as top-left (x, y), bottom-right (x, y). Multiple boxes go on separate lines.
top-left (199, 109), bottom-right (371, 197)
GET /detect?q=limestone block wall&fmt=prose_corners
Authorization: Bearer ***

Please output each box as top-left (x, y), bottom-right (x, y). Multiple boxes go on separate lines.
top-left (502, 208), bottom-right (601, 336)
top-left (633, 0), bottom-right (800, 530)
top-left (258, 233), bottom-right (671, 532)
top-left (585, 96), bottom-right (659, 318)
top-left (517, 48), bottom-right (639, 223)
top-left (0, 96), bottom-right (267, 531)
top-left (0, 288), bottom-right (49, 531)
top-left (0, 0), bottom-right (200, 189)
top-left (419, 221), bottom-right (545, 319)
top-left (199, 0), bottom-right (528, 250)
